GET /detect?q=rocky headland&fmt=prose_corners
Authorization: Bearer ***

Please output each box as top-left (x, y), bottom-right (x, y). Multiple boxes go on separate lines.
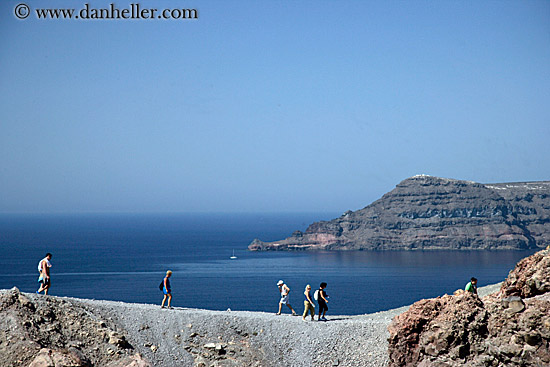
top-left (249, 175), bottom-right (550, 251)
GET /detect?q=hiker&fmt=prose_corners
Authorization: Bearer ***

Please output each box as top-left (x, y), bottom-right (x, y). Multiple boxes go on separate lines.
top-left (276, 280), bottom-right (297, 315)
top-left (302, 284), bottom-right (315, 321)
top-left (317, 282), bottom-right (329, 321)
top-left (37, 253), bottom-right (52, 295)
top-left (465, 277), bottom-right (478, 295)
top-left (161, 270), bottom-right (173, 309)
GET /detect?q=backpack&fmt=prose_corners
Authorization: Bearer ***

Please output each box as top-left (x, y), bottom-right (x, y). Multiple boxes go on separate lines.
top-left (159, 280), bottom-right (164, 291)
top-left (314, 289), bottom-right (319, 301)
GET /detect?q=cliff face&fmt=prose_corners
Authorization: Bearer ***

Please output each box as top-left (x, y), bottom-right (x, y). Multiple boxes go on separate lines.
top-left (387, 248), bottom-right (550, 367)
top-left (249, 175), bottom-right (550, 251)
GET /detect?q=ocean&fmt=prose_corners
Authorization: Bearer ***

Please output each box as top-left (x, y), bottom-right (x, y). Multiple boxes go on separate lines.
top-left (0, 213), bottom-right (536, 315)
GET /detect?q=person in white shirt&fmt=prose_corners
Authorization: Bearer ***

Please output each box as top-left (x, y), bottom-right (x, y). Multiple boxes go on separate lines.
top-left (37, 253), bottom-right (52, 295)
top-left (276, 280), bottom-right (297, 316)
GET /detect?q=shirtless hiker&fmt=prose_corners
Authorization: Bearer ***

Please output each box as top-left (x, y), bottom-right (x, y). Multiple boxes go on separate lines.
top-left (37, 253), bottom-right (52, 295)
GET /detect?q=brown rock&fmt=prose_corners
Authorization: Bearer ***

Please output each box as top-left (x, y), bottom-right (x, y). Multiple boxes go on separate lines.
top-left (17, 293), bottom-right (36, 311)
top-left (28, 348), bottom-right (88, 367)
top-left (500, 248), bottom-right (550, 298)
top-left (105, 353), bottom-right (151, 367)
top-left (388, 292), bottom-right (487, 366)
top-left (502, 296), bottom-right (525, 313)
top-left (388, 249), bottom-right (550, 367)
top-left (108, 331), bottom-right (130, 348)
top-left (0, 288), bottom-right (146, 367)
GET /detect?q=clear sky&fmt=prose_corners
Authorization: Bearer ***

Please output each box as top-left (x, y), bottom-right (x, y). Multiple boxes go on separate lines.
top-left (1, 0), bottom-right (549, 213)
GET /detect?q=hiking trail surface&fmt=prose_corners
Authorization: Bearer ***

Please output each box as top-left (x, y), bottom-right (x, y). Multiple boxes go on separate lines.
top-left (0, 284), bottom-right (500, 367)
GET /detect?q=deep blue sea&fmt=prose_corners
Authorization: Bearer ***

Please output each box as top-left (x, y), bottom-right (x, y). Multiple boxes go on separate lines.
top-left (0, 213), bottom-right (537, 315)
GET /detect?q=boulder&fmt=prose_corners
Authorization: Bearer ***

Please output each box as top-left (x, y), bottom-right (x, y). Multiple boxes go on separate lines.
top-left (388, 249), bottom-right (550, 366)
top-left (500, 248), bottom-right (550, 298)
top-left (105, 353), bottom-right (151, 367)
top-left (387, 292), bottom-right (487, 366)
top-left (108, 331), bottom-right (130, 348)
top-left (28, 348), bottom-right (89, 367)
top-left (501, 296), bottom-right (525, 313)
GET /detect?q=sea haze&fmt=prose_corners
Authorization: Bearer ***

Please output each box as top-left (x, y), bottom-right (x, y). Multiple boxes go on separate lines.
top-left (0, 213), bottom-right (536, 315)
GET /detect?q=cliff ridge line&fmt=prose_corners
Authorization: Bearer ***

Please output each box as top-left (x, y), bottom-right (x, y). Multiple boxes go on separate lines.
top-left (249, 175), bottom-right (550, 251)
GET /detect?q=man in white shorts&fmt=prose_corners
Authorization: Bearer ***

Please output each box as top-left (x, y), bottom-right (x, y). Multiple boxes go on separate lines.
top-left (276, 280), bottom-right (297, 315)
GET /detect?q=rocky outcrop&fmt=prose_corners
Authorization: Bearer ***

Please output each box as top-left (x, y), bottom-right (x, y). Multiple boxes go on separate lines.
top-left (387, 248), bottom-right (550, 366)
top-left (249, 175), bottom-right (550, 251)
top-left (0, 287), bottom-right (150, 367)
top-left (499, 248), bottom-right (550, 298)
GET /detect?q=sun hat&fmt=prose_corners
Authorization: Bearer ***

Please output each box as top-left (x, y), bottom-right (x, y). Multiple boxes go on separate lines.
top-left (277, 280), bottom-right (284, 286)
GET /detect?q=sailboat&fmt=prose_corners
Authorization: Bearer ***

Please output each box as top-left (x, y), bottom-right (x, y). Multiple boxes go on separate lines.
top-left (230, 250), bottom-right (237, 260)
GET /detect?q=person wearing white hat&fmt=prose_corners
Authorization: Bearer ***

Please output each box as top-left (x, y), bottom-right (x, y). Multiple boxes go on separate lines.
top-left (276, 280), bottom-right (297, 316)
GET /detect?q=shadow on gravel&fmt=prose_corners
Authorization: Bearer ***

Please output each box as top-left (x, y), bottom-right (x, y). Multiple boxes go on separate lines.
top-left (322, 317), bottom-right (350, 321)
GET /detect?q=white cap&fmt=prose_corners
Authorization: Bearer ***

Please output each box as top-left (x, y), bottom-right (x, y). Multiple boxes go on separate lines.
top-left (277, 280), bottom-right (284, 286)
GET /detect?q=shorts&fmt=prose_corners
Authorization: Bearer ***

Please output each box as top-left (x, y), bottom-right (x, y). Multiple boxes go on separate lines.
top-left (279, 294), bottom-right (289, 304)
top-left (318, 301), bottom-right (328, 313)
top-left (163, 288), bottom-right (171, 295)
top-left (39, 277), bottom-right (50, 286)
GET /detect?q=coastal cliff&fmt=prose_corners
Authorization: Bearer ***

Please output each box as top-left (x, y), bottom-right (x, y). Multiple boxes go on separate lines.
top-left (249, 175), bottom-right (550, 251)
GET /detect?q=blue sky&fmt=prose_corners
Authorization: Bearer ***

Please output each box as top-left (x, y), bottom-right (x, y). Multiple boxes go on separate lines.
top-left (1, 0), bottom-right (549, 213)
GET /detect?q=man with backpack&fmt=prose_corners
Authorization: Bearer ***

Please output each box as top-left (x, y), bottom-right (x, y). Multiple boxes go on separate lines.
top-left (160, 270), bottom-right (173, 309)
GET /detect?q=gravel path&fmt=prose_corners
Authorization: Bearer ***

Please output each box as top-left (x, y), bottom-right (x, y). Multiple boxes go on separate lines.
top-left (4, 283), bottom-right (500, 366)
top-left (69, 283), bottom-right (501, 366)
top-left (73, 300), bottom-right (407, 367)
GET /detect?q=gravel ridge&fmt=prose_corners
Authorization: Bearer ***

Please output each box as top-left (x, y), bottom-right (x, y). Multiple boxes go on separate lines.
top-left (2, 283), bottom-right (500, 366)
top-left (78, 302), bottom-right (406, 367)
